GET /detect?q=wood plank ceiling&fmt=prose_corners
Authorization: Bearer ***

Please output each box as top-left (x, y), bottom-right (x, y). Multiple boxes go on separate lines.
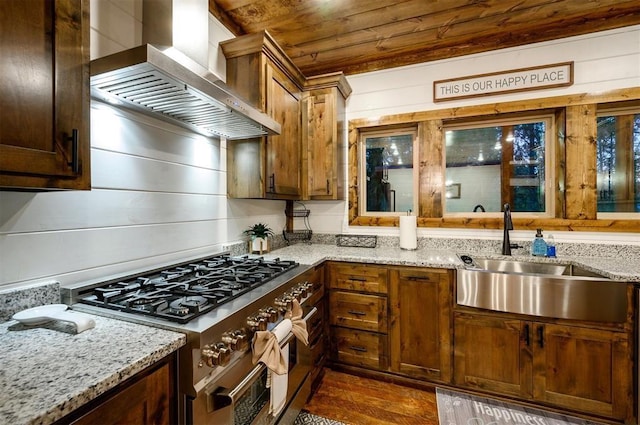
top-left (208, 0), bottom-right (640, 76)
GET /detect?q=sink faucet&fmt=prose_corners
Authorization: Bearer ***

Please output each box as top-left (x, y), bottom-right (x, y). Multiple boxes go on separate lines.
top-left (502, 203), bottom-right (521, 255)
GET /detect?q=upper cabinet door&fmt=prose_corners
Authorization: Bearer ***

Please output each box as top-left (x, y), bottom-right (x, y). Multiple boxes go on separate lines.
top-left (265, 63), bottom-right (301, 198)
top-left (0, 0), bottom-right (90, 190)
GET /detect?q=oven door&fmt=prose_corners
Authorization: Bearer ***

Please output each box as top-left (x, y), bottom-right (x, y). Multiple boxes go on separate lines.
top-left (189, 308), bottom-right (317, 425)
top-left (211, 356), bottom-right (274, 425)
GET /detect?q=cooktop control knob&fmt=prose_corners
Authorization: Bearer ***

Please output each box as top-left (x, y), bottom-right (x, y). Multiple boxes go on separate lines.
top-left (221, 332), bottom-right (238, 350)
top-left (274, 296), bottom-right (292, 314)
top-left (296, 282), bottom-right (309, 298)
top-left (258, 306), bottom-right (279, 322)
top-left (246, 316), bottom-right (268, 332)
top-left (222, 329), bottom-right (249, 351)
top-left (232, 329), bottom-right (248, 351)
top-left (289, 289), bottom-right (303, 302)
top-left (216, 342), bottom-right (231, 366)
top-left (201, 342), bottom-right (231, 367)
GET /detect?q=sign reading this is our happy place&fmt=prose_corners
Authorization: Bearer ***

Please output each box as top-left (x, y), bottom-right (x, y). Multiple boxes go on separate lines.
top-left (433, 62), bottom-right (573, 102)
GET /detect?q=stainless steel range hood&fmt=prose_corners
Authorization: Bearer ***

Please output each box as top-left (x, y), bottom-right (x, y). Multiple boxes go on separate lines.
top-left (89, 0), bottom-right (280, 140)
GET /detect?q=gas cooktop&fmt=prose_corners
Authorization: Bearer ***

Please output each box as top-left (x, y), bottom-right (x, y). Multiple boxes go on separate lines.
top-left (77, 253), bottom-right (298, 324)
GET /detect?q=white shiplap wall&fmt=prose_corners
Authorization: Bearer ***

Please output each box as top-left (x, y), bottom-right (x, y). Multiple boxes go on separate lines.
top-left (0, 0), bottom-right (286, 289)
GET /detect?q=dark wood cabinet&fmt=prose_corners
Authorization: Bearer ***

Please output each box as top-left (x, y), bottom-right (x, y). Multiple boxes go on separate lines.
top-left (61, 355), bottom-right (176, 425)
top-left (265, 63), bottom-right (301, 197)
top-left (454, 311), bottom-right (633, 422)
top-left (0, 0), bottom-right (90, 190)
top-left (302, 74), bottom-right (351, 200)
top-left (327, 262), bottom-right (389, 371)
top-left (327, 262), bottom-right (454, 381)
top-left (535, 323), bottom-right (632, 420)
top-left (389, 267), bottom-right (453, 383)
top-left (222, 31), bottom-right (303, 200)
top-left (454, 313), bottom-right (532, 398)
top-left (222, 31), bottom-right (351, 201)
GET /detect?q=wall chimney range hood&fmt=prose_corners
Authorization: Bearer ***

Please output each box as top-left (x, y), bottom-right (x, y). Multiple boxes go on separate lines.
top-left (89, 0), bottom-right (280, 140)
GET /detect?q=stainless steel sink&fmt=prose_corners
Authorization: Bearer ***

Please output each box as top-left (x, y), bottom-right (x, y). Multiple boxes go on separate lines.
top-left (456, 255), bottom-right (627, 322)
top-left (467, 257), bottom-right (569, 275)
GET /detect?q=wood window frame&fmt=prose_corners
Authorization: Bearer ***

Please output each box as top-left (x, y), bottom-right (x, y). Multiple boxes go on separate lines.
top-left (348, 87), bottom-right (640, 232)
top-left (358, 126), bottom-right (419, 216)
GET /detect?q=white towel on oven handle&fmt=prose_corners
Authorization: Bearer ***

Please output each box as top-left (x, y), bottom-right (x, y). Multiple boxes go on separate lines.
top-left (252, 318), bottom-right (292, 417)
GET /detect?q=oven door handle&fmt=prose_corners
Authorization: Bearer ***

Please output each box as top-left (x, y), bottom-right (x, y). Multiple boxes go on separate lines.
top-left (303, 306), bottom-right (318, 324)
top-left (208, 331), bottom-right (296, 412)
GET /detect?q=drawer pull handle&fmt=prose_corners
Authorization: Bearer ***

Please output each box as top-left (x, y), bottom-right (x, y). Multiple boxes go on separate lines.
top-left (349, 345), bottom-right (367, 353)
top-left (348, 277), bottom-right (367, 282)
top-left (66, 129), bottom-right (80, 174)
top-left (348, 310), bottom-right (366, 316)
top-left (406, 276), bottom-right (430, 281)
top-left (314, 353), bottom-right (326, 367)
top-left (537, 325), bottom-right (545, 348)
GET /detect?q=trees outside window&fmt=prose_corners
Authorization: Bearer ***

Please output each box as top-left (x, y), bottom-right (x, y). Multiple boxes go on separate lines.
top-left (596, 111), bottom-right (640, 213)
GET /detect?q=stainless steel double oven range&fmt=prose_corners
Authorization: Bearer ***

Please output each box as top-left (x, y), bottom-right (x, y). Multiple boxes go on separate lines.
top-left (63, 252), bottom-right (323, 425)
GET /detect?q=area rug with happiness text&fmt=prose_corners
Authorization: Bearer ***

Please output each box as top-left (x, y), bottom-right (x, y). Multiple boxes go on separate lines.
top-left (436, 388), bottom-right (605, 425)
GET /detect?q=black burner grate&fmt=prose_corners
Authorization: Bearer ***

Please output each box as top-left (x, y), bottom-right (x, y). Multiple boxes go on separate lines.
top-left (78, 254), bottom-right (298, 323)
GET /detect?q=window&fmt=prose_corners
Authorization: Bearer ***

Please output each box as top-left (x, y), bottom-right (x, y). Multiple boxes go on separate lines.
top-left (596, 108), bottom-right (640, 214)
top-left (359, 127), bottom-right (418, 215)
top-left (444, 115), bottom-right (554, 215)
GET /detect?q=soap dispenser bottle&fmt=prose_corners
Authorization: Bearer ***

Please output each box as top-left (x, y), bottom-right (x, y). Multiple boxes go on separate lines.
top-left (531, 228), bottom-right (547, 257)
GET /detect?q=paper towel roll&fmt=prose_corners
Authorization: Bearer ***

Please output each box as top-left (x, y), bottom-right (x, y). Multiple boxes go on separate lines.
top-left (399, 215), bottom-right (417, 250)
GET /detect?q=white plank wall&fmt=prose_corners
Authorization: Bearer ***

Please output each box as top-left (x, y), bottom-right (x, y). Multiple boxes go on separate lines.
top-left (346, 25), bottom-right (640, 119)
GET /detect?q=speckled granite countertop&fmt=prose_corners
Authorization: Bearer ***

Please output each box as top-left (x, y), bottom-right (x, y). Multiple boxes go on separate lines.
top-left (0, 313), bottom-right (186, 425)
top-left (262, 243), bottom-right (640, 282)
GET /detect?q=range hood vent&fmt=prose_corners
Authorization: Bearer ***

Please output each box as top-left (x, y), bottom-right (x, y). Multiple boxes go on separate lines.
top-left (90, 44), bottom-right (281, 140)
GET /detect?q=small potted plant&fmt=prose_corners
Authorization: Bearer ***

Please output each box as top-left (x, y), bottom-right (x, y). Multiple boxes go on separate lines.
top-left (244, 223), bottom-right (275, 254)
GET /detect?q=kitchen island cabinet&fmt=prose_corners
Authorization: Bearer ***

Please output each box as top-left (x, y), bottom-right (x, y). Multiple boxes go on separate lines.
top-left (454, 310), bottom-right (634, 423)
top-left (0, 314), bottom-right (185, 425)
top-left (0, 0), bottom-right (90, 190)
top-left (62, 355), bottom-right (175, 425)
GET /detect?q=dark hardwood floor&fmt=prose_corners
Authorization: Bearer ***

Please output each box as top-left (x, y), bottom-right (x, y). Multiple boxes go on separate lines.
top-left (302, 369), bottom-right (439, 425)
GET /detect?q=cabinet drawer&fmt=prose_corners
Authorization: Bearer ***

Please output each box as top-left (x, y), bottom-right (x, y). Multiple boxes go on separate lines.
top-left (330, 291), bottom-right (387, 332)
top-left (332, 327), bottom-right (387, 370)
top-left (396, 268), bottom-right (445, 282)
top-left (328, 263), bottom-right (388, 294)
